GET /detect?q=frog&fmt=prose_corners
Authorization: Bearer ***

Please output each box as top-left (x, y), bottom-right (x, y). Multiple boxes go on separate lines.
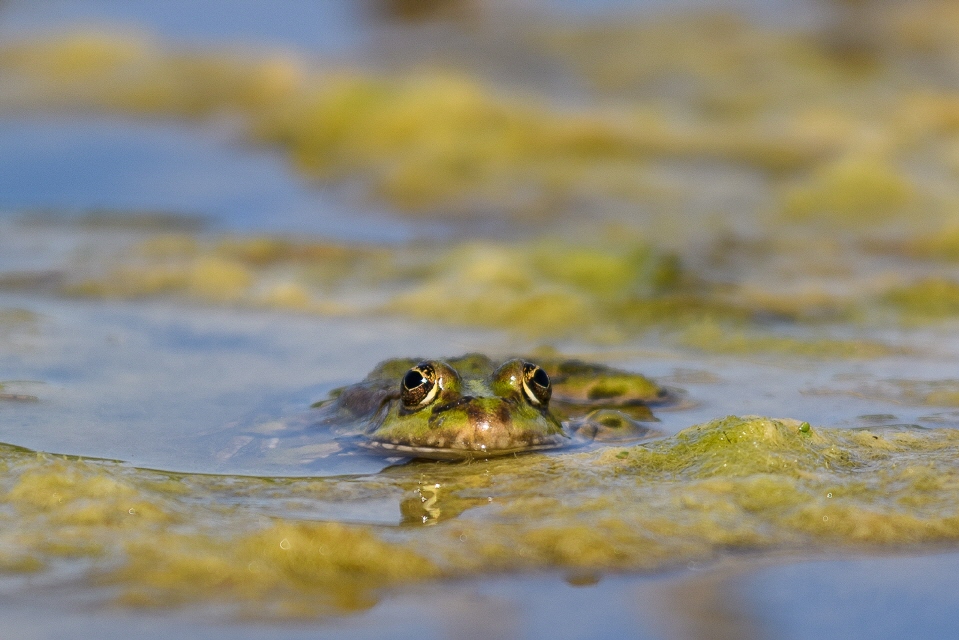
top-left (210, 353), bottom-right (678, 466)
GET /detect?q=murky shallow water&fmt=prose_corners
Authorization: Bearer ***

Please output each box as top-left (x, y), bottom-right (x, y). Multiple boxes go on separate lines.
top-left (4, 0), bottom-right (959, 637)
top-left (2, 549), bottom-right (959, 639)
top-left (4, 282), bottom-right (959, 637)
top-left (4, 282), bottom-right (958, 477)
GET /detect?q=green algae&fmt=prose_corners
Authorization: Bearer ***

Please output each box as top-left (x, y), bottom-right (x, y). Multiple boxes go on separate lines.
top-left (0, 308), bottom-right (38, 340)
top-left (0, 19), bottom-right (916, 222)
top-left (882, 277), bottom-right (959, 321)
top-left (677, 319), bottom-right (905, 358)
top-left (811, 378), bottom-right (959, 408)
top-left (0, 30), bottom-right (302, 117)
top-left (57, 234), bottom-right (377, 313)
top-left (0, 308), bottom-right (38, 326)
top-left (896, 223), bottom-right (959, 261)
top-left (0, 32), bottom-right (665, 218)
top-left (5, 417), bottom-right (959, 617)
top-left (3, 13), bottom-right (959, 247)
top-left (7, 225), bottom-right (951, 344)
top-left (47, 231), bottom-right (722, 340)
top-left (780, 157), bottom-right (918, 225)
top-left (535, 14), bottom-right (856, 104)
top-left (385, 238), bottom-right (686, 338)
top-left (0, 308), bottom-right (40, 362)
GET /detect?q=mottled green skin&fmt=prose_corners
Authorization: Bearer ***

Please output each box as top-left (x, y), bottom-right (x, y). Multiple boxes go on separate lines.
top-left (314, 354), bottom-right (672, 460)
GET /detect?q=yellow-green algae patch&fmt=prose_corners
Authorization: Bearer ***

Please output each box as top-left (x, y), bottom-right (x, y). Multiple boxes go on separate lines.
top-left (677, 319), bottom-right (906, 358)
top-left (10, 226), bottom-right (947, 344)
top-left (0, 30), bottom-right (302, 116)
top-left (882, 277), bottom-right (959, 322)
top-left (6, 417), bottom-right (959, 616)
top-left (0, 307), bottom-right (38, 340)
top-left (7, 9), bottom-right (959, 229)
top-left (779, 157), bottom-right (918, 225)
top-left (876, 221), bottom-right (959, 262)
top-left (0, 27), bottom-right (843, 219)
top-left (112, 521), bottom-right (440, 616)
top-left (59, 233), bottom-right (380, 314)
top-left (385, 238), bottom-right (688, 339)
top-left (808, 378), bottom-right (959, 408)
top-left (55, 231), bottom-right (748, 341)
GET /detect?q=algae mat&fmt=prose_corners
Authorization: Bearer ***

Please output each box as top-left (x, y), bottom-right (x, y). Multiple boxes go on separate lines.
top-left (2, 416), bottom-right (959, 619)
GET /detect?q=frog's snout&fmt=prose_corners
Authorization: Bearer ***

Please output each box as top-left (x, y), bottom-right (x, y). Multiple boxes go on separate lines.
top-left (431, 396), bottom-right (477, 415)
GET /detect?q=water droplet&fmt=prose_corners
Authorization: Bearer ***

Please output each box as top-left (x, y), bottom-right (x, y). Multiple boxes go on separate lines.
top-left (279, 538), bottom-right (291, 550)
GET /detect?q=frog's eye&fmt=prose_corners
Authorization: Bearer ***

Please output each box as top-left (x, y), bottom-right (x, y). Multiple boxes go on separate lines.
top-left (522, 362), bottom-right (551, 406)
top-left (401, 363), bottom-right (440, 408)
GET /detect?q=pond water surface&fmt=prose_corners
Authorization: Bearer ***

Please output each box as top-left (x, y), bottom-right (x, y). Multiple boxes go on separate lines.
top-left (3, 1), bottom-right (959, 638)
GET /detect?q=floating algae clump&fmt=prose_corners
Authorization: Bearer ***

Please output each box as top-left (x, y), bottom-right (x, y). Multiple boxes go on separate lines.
top-left (810, 377), bottom-right (959, 408)
top-left (0, 27), bottom-right (836, 220)
top-left (55, 229), bottom-right (709, 340)
top-left (0, 30), bottom-right (302, 115)
top-left (606, 415), bottom-right (854, 477)
top-left (5, 418), bottom-right (959, 617)
top-left (899, 223), bottom-right (959, 261)
top-left (0, 444), bottom-right (438, 618)
top-left (677, 319), bottom-right (904, 358)
top-left (882, 277), bottom-right (959, 321)
top-left (781, 157), bottom-right (917, 225)
top-left (59, 233), bottom-right (378, 312)
top-left (113, 521), bottom-right (440, 615)
top-left (386, 238), bottom-right (686, 338)
top-left (599, 416), bottom-right (959, 543)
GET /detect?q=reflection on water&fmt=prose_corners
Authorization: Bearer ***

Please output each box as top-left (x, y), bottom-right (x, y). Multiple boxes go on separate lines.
top-left (0, 0), bottom-right (367, 54)
top-left (648, 567), bottom-right (769, 640)
top-left (742, 553), bottom-right (959, 640)
top-left (0, 119), bottom-right (425, 241)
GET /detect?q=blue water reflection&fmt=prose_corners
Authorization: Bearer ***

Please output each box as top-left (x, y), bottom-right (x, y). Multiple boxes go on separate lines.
top-left (0, 0), bottom-right (365, 53)
top-left (0, 117), bottom-right (423, 240)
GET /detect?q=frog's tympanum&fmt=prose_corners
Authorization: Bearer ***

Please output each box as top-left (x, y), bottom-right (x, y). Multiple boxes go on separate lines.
top-left (312, 354), bottom-right (674, 460)
top-left (213, 354), bottom-right (677, 466)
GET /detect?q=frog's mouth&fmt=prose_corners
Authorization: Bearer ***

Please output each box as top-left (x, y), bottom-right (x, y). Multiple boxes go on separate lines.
top-left (358, 435), bottom-right (569, 461)
top-left (360, 393), bottom-right (570, 460)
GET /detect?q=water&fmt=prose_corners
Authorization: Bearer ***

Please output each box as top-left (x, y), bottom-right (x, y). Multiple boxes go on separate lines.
top-left (2, 0), bottom-right (959, 637)
top-left (0, 0), bottom-right (365, 54)
top-left (0, 117), bottom-right (424, 241)
top-left (2, 551), bottom-right (958, 639)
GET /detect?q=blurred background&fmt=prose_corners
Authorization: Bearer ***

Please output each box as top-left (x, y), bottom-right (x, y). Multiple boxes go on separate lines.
top-left (2, 0), bottom-right (959, 341)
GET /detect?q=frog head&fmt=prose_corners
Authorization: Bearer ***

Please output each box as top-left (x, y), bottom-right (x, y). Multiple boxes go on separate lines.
top-left (361, 358), bottom-right (567, 459)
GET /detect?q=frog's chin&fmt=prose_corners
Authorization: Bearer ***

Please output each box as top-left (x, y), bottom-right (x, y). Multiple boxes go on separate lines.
top-left (358, 437), bottom-right (568, 460)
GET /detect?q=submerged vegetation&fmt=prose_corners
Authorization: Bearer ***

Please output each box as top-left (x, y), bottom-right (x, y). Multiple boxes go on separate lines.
top-left (5, 417), bottom-right (959, 617)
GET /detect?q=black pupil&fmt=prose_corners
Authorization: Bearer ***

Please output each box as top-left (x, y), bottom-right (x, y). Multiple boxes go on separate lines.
top-left (403, 369), bottom-right (426, 390)
top-left (531, 367), bottom-right (550, 388)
